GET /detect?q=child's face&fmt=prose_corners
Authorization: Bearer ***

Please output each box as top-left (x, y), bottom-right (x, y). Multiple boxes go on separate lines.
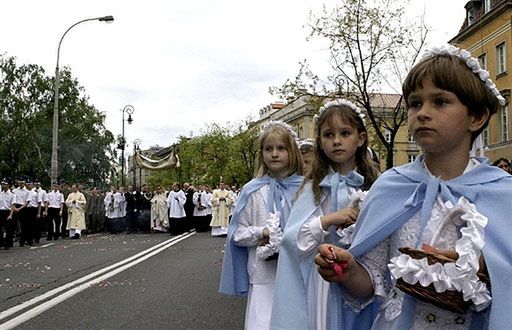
top-left (407, 79), bottom-right (481, 156)
top-left (301, 150), bottom-right (314, 172)
top-left (319, 115), bottom-right (365, 172)
top-left (262, 134), bottom-right (290, 178)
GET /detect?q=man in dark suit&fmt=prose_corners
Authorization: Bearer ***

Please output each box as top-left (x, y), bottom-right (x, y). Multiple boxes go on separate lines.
top-left (125, 185), bottom-right (140, 233)
top-left (183, 183), bottom-right (195, 231)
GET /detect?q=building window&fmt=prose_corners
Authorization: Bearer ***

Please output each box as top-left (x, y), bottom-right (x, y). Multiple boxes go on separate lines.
top-left (502, 105), bottom-right (509, 142)
top-left (467, 7), bottom-right (477, 25)
top-left (408, 154), bottom-right (417, 163)
top-left (478, 53), bottom-right (487, 70)
top-left (482, 127), bottom-right (489, 146)
top-left (384, 129), bottom-right (391, 143)
top-left (408, 130), bottom-right (415, 143)
top-left (496, 42), bottom-right (507, 75)
top-left (484, 0), bottom-right (491, 13)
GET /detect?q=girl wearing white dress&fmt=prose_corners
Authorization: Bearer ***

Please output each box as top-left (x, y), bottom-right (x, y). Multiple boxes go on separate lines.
top-left (220, 121), bottom-right (304, 330)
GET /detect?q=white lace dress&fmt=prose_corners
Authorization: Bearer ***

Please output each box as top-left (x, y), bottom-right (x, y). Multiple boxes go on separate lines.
top-left (298, 187), bottom-right (357, 330)
top-left (351, 159), bottom-right (490, 330)
top-left (233, 185), bottom-right (288, 330)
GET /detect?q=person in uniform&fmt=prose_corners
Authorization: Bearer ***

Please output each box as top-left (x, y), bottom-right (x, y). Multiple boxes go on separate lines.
top-left (13, 178), bottom-right (31, 246)
top-left (0, 178), bottom-right (15, 249)
top-left (24, 180), bottom-right (41, 244)
top-left (45, 182), bottom-right (64, 240)
top-left (33, 179), bottom-right (48, 243)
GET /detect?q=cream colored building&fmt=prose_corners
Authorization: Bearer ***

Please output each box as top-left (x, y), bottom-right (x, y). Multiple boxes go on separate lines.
top-left (254, 93), bottom-right (420, 170)
top-left (450, 0), bottom-right (511, 162)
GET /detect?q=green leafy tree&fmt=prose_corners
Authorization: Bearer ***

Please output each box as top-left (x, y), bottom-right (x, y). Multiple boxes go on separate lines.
top-left (145, 117), bottom-right (260, 189)
top-left (0, 54), bottom-right (115, 186)
top-left (227, 121), bottom-right (259, 186)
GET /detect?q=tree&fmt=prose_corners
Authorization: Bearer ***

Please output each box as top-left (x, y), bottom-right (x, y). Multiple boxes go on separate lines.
top-left (145, 117), bottom-right (260, 189)
top-left (311, 0), bottom-right (429, 169)
top-left (272, 0), bottom-right (428, 169)
top-left (0, 54), bottom-right (115, 186)
top-left (227, 120), bottom-right (259, 186)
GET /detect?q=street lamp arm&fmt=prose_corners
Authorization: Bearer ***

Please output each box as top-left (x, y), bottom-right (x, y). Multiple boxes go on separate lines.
top-left (56, 16), bottom-right (115, 69)
top-left (50, 15), bottom-right (114, 184)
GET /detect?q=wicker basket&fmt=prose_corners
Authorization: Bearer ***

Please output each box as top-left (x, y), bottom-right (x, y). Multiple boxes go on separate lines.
top-left (395, 247), bottom-right (490, 314)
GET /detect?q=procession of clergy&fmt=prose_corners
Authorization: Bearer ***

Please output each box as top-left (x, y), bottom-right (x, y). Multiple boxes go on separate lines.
top-left (0, 177), bottom-right (240, 250)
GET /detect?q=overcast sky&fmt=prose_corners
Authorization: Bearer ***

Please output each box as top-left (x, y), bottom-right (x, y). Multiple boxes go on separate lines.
top-left (1, 0), bottom-right (468, 152)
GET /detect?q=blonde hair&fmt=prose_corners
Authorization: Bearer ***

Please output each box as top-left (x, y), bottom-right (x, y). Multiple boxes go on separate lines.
top-left (306, 104), bottom-right (379, 204)
top-left (255, 125), bottom-right (304, 178)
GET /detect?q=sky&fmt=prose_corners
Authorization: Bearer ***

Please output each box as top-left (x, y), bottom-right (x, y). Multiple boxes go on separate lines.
top-left (1, 0), bottom-right (469, 153)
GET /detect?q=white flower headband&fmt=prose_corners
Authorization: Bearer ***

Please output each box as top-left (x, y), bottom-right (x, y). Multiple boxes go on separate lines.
top-left (298, 138), bottom-right (315, 149)
top-left (313, 99), bottom-right (366, 126)
top-left (262, 120), bottom-right (298, 141)
top-left (423, 45), bottom-right (506, 106)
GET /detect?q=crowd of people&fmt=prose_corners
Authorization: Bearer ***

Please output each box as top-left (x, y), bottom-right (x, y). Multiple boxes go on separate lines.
top-left (219, 45), bottom-right (512, 330)
top-left (0, 178), bottom-right (242, 250)
top-left (1, 44), bottom-right (511, 330)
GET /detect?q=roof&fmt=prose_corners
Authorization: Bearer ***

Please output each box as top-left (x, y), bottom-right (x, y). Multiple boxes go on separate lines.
top-left (367, 93), bottom-right (403, 109)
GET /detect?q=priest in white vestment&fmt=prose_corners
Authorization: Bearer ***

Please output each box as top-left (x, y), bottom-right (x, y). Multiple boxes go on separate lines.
top-left (151, 186), bottom-right (168, 232)
top-left (210, 182), bottom-right (233, 236)
top-left (65, 184), bottom-right (86, 239)
top-left (167, 183), bottom-right (187, 235)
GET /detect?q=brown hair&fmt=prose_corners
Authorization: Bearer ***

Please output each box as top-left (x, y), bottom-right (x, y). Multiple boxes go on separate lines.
top-left (403, 54), bottom-right (502, 142)
top-left (306, 105), bottom-right (380, 205)
top-left (255, 125), bottom-right (304, 178)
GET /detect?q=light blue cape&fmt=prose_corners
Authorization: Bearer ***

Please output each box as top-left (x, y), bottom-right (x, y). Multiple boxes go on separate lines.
top-left (271, 171), bottom-right (377, 330)
top-left (219, 174), bottom-right (304, 296)
top-left (325, 156), bottom-right (512, 329)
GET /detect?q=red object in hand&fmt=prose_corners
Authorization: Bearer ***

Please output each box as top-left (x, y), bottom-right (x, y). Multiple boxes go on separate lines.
top-left (330, 261), bottom-right (348, 278)
top-left (327, 246), bottom-right (349, 279)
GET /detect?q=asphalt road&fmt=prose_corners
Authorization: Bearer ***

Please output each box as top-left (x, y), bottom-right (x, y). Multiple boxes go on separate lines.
top-left (0, 231), bottom-right (245, 329)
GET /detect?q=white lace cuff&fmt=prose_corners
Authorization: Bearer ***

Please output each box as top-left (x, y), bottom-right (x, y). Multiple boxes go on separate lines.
top-left (336, 190), bottom-right (367, 247)
top-left (256, 212), bottom-right (283, 260)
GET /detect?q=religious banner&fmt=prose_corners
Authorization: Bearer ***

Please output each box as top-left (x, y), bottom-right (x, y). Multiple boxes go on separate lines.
top-left (134, 150), bottom-right (180, 170)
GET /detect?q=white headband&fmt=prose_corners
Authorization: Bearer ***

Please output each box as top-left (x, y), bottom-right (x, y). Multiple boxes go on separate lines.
top-left (298, 138), bottom-right (315, 149)
top-left (422, 45), bottom-right (506, 106)
top-left (313, 99), bottom-right (366, 126)
top-left (261, 120), bottom-right (298, 141)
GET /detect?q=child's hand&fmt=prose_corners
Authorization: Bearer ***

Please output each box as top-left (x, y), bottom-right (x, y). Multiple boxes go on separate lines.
top-left (258, 227), bottom-right (270, 246)
top-left (314, 244), bottom-right (355, 283)
top-left (320, 207), bottom-right (359, 231)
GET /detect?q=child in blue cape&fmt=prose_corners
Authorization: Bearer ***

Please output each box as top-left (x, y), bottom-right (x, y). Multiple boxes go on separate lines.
top-left (219, 120), bottom-right (304, 330)
top-left (316, 45), bottom-right (512, 329)
top-left (270, 100), bottom-right (380, 330)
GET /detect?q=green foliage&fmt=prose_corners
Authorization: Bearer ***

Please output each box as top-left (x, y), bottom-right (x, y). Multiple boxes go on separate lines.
top-left (0, 54), bottom-right (115, 187)
top-left (145, 118), bottom-right (260, 188)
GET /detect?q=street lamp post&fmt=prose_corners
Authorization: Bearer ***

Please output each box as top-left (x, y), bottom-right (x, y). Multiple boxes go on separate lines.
top-left (119, 105), bottom-right (135, 187)
top-left (50, 15), bottom-right (114, 185)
